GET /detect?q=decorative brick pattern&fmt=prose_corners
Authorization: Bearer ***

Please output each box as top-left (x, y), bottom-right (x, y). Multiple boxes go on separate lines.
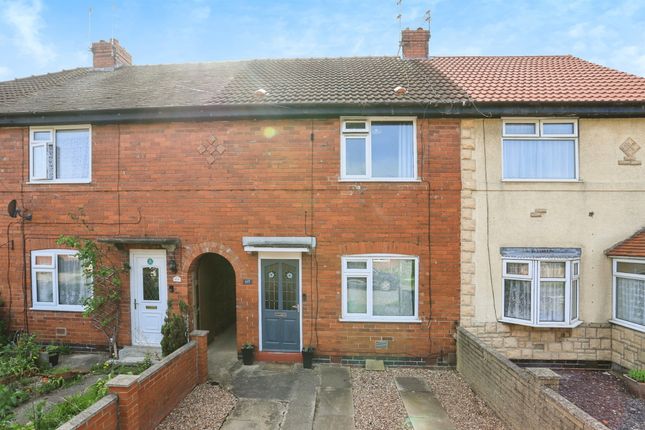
top-left (611, 324), bottom-right (645, 370)
top-left (457, 327), bottom-right (608, 430)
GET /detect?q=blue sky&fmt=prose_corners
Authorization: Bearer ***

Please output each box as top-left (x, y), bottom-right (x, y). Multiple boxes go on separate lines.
top-left (0, 0), bottom-right (644, 81)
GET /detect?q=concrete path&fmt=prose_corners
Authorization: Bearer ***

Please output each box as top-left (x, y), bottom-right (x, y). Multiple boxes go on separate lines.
top-left (207, 325), bottom-right (239, 389)
top-left (313, 366), bottom-right (355, 430)
top-left (395, 376), bottom-right (456, 430)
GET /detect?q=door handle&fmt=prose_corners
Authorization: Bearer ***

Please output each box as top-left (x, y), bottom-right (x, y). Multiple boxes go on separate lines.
top-left (134, 298), bottom-right (137, 310)
top-left (291, 304), bottom-right (300, 311)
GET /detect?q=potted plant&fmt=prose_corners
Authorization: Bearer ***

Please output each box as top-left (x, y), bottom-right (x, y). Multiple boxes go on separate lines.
top-left (241, 343), bottom-right (255, 365)
top-left (624, 369), bottom-right (645, 399)
top-left (302, 346), bottom-right (315, 369)
top-left (46, 345), bottom-right (62, 367)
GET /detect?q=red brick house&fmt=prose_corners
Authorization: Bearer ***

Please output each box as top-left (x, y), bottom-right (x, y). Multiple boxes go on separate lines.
top-left (0, 29), bottom-right (463, 364)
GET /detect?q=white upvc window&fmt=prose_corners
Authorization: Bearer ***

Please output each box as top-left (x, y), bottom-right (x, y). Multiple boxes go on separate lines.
top-left (611, 258), bottom-right (645, 333)
top-left (502, 118), bottom-right (578, 181)
top-left (341, 254), bottom-right (419, 322)
top-left (31, 250), bottom-right (90, 311)
top-left (501, 258), bottom-right (580, 327)
top-left (340, 117), bottom-right (417, 181)
top-left (29, 126), bottom-right (91, 183)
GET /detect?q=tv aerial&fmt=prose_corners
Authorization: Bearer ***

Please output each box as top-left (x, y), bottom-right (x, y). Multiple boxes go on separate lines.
top-left (7, 200), bottom-right (32, 221)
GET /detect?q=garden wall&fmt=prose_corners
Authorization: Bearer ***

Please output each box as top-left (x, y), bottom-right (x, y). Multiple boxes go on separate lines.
top-left (60, 330), bottom-right (208, 430)
top-left (457, 326), bottom-right (608, 430)
top-left (611, 324), bottom-right (645, 370)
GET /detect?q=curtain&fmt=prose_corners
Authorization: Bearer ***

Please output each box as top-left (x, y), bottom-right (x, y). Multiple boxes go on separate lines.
top-left (504, 279), bottom-right (531, 320)
top-left (36, 272), bottom-right (54, 303)
top-left (58, 255), bottom-right (89, 305)
top-left (503, 139), bottom-right (575, 179)
top-left (616, 277), bottom-right (645, 325)
top-left (397, 123), bottom-right (414, 178)
top-left (56, 129), bottom-right (90, 180)
top-left (371, 122), bottom-right (414, 178)
top-left (539, 281), bottom-right (565, 322)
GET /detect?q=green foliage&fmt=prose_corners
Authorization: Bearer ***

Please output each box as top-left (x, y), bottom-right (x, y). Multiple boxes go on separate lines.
top-left (0, 384), bottom-right (30, 421)
top-left (160, 300), bottom-right (189, 356)
top-left (0, 334), bottom-right (41, 379)
top-left (34, 377), bottom-right (67, 395)
top-left (628, 368), bottom-right (645, 383)
top-left (241, 343), bottom-right (255, 350)
top-left (56, 236), bottom-right (125, 358)
top-left (91, 356), bottom-right (152, 376)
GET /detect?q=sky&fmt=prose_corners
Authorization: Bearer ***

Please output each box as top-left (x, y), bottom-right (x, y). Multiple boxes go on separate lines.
top-left (0, 0), bottom-right (644, 81)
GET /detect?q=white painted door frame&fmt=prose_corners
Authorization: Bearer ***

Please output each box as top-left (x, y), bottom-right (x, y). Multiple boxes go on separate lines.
top-left (130, 249), bottom-right (168, 347)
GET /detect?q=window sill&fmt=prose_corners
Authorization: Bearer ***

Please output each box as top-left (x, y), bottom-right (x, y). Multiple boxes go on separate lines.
top-left (338, 178), bottom-right (422, 183)
top-left (27, 180), bottom-right (92, 185)
top-left (609, 319), bottom-right (645, 334)
top-left (499, 318), bottom-right (583, 329)
top-left (30, 307), bottom-right (84, 313)
top-left (339, 317), bottom-right (422, 324)
top-left (501, 178), bottom-right (581, 183)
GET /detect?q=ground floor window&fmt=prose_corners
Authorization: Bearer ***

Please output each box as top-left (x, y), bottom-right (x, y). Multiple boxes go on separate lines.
top-left (612, 259), bottom-right (645, 332)
top-left (31, 249), bottom-right (89, 311)
top-left (341, 254), bottom-right (419, 322)
top-left (501, 248), bottom-right (580, 327)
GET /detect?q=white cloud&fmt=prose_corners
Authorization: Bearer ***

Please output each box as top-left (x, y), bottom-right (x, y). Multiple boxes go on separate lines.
top-left (1, 0), bottom-right (55, 64)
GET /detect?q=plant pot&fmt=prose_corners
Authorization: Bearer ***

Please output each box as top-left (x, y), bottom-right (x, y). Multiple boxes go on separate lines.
top-left (624, 375), bottom-right (645, 399)
top-left (48, 352), bottom-right (59, 367)
top-left (302, 350), bottom-right (314, 369)
top-left (241, 348), bottom-right (254, 365)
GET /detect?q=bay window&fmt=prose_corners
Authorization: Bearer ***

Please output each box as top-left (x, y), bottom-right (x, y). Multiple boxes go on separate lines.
top-left (612, 259), bottom-right (645, 332)
top-left (341, 255), bottom-right (419, 322)
top-left (31, 250), bottom-right (90, 311)
top-left (501, 248), bottom-right (581, 327)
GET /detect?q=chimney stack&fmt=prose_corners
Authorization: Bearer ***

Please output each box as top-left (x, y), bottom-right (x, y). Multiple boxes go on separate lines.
top-left (91, 39), bottom-right (132, 69)
top-left (401, 28), bottom-right (430, 59)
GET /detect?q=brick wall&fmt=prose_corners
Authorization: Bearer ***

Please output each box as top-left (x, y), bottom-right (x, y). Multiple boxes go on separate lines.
top-left (457, 326), bottom-right (608, 430)
top-left (0, 118), bottom-right (461, 361)
top-left (58, 394), bottom-right (118, 430)
top-left (612, 324), bottom-right (645, 370)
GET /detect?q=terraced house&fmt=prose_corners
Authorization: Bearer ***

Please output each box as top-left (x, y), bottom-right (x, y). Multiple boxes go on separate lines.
top-left (0, 29), bottom-right (644, 371)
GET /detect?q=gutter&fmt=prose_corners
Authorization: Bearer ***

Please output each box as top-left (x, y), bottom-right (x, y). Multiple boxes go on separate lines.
top-left (1, 102), bottom-right (645, 125)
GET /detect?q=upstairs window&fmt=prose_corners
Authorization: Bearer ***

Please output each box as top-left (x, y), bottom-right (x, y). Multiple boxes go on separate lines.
top-left (31, 250), bottom-right (90, 311)
top-left (501, 248), bottom-right (581, 328)
top-left (341, 118), bottom-right (416, 181)
top-left (502, 119), bottom-right (578, 181)
top-left (612, 259), bottom-right (645, 332)
top-left (30, 126), bottom-right (91, 183)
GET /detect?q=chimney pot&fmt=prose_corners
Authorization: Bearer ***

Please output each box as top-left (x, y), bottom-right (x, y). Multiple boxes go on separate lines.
top-left (91, 38), bottom-right (132, 69)
top-left (401, 28), bottom-right (430, 59)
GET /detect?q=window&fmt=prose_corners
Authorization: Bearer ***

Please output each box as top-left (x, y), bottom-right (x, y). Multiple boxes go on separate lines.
top-left (31, 250), bottom-right (90, 311)
top-left (341, 255), bottom-right (419, 322)
top-left (30, 126), bottom-right (91, 183)
top-left (501, 250), bottom-right (580, 327)
top-left (502, 119), bottom-right (578, 181)
top-left (341, 118), bottom-right (416, 180)
top-left (612, 259), bottom-right (645, 332)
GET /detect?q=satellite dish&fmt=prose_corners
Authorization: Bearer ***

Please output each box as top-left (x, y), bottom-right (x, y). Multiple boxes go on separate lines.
top-left (7, 200), bottom-right (17, 218)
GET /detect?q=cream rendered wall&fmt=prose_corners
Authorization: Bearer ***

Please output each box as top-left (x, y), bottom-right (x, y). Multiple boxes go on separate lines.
top-left (461, 118), bottom-right (645, 362)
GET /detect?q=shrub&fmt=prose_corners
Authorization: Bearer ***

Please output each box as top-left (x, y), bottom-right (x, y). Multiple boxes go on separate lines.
top-left (628, 368), bottom-right (645, 383)
top-left (0, 334), bottom-right (41, 379)
top-left (0, 384), bottom-right (29, 421)
top-left (160, 300), bottom-right (189, 356)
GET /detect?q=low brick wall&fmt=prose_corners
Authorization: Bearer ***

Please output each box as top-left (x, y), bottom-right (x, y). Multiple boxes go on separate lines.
top-left (58, 394), bottom-right (118, 430)
top-left (60, 330), bottom-right (209, 430)
top-left (611, 324), bottom-right (645, 370)
top-left (457, 326), bottom-right (608, 430)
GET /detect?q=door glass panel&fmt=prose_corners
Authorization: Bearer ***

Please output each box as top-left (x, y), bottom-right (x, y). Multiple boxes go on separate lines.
top-left (143, 267), bottom-right (160, 300)
top-left (36, 272), bottom-right (54, 303)
top-left (347, 277), bottom-right (367, 313)
top-left (282, 263), bottom-right (298, 310)
top-left (264, 263), bottom-right (279, 310)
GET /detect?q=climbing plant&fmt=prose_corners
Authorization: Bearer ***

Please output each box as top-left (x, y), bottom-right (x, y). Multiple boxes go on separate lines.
top-left (56, 236), bottom-right (125, 358)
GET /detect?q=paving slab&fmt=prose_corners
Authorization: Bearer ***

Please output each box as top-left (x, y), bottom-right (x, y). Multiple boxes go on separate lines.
top-left (282, 369), bottom-right (318, 430)
top-left (396, 376), bottom-right (455, 430)
top-left (315, 388), bottom-right (354, 417)
top-left (232, 366), bottom-right (299, 401)
top-left (364, 359), bottom-right (385, 371)
top-left (312, 414), bottom-right (355, 430)
top-left (395, 376), bottom-right (429, 392)
top-left (314, 366), bottom-right (354, 430)
top-left (318, 365), bottom-right (351, 389)
top-left (220, 399), bottom-right (286, 430)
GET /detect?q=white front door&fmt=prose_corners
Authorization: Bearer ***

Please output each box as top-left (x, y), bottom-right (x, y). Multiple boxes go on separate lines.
top-left (130, 250), bottom-right (168, 346)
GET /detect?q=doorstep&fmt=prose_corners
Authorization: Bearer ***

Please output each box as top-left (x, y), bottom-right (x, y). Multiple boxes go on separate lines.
top-left (255, 351), bottom-right (303, 363)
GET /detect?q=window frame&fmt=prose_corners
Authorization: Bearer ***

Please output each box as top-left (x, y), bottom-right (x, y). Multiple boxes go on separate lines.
top-left (340, 117), bottom-right (418, 182)
top-left (31, 249), bottom-right (89, 312)
top-left (501, 258), bottom-right (581, 328)
top-left (611, 257), bottom-right (645, 333)
top-left (340, 254), bottom-right (420, 323)
top-left (501, 118), bottom-right (579, 182)
top-left (29, 125), bottom-right (92, 184)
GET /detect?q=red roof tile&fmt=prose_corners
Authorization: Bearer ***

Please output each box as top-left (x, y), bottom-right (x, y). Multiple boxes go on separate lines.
top-left (605, 228), bottom-right (645, 257)
top-left (430, 55), bottom-right (645, 103)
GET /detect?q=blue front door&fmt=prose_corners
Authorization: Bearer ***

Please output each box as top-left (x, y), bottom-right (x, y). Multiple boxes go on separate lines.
top-left (261, 259), bottom-right (300, 352)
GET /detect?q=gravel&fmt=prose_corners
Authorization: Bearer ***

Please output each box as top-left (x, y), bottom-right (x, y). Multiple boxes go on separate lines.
top-left (156, 382), bottom-right (236, 430)
top-left (352, 368), bottom-right (410, 430)
top-left (391, 368), bottom-right (508, 430)
top-left (557, 369), bottom-right (645, 430)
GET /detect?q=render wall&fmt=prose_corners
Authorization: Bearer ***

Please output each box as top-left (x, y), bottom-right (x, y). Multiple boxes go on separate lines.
top-left (461, 118), bottom-right (645, 363)
top-left (0, 118), bottom-right (461, 361)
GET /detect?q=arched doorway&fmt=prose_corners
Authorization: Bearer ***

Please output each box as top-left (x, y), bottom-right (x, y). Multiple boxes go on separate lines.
top-left (192, 253), bottom-right (236, 344)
